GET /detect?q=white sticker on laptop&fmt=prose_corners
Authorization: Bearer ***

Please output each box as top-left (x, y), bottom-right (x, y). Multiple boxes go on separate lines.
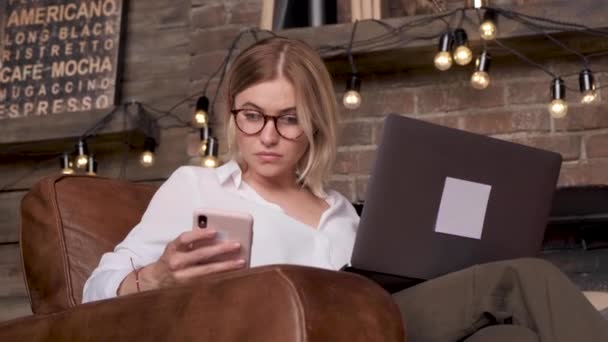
top-left (434, 177), bottom-right (491, 240)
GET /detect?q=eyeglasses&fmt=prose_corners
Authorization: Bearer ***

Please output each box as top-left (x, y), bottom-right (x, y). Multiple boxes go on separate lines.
top-left (231, 108), bottom-right (304, 140)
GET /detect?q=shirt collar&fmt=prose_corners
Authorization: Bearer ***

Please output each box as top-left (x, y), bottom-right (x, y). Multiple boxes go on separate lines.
top-left (214, 159), bottom-right (329, 198)
top-left (215, 159), bottom-right (243, 188)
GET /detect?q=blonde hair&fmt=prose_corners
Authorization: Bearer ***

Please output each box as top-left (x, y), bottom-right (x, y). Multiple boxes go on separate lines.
top-left (222, 37), bottom-right (339, 197)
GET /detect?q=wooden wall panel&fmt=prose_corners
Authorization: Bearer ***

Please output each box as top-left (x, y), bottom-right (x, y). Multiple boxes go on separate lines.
top-left (0, 244), bottom-right (27, 298)
top-left (0, 297), bottom-right (32, 322)
top-left (0, 244), bottom-right (31, 322)
top-left (0, 191), bottom-right (26, 244)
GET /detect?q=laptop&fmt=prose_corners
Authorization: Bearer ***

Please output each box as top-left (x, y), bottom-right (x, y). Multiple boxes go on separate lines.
top-left (344, 114), bottom-right (563, 293)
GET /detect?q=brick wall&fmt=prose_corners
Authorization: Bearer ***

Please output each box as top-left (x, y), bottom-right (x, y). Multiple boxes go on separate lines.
top-left (189, 0), bottom-right (608, 202)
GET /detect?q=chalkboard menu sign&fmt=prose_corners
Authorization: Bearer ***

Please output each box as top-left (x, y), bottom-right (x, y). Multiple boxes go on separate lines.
top-left (0, 0), bottom-right (124, 120)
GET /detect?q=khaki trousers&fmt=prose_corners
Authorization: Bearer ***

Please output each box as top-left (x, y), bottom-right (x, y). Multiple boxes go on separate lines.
top-left (392, 258), bottom-right (608, 342)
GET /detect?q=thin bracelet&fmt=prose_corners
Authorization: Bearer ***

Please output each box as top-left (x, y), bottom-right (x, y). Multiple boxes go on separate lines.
top-left (129, 257), bottom-right (141, 293)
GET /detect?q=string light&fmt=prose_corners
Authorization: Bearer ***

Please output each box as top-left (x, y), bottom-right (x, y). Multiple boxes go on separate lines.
top-left (86, 155), bottom-right (98, 176)
top-left (434, 32), bottom-right (453, 71)
top-left (140, 137), bottom-right (157, 167)
top-left (60, 153), bottom-right (74, 175)
top-left (549, 78), bottom-right (568, 119)
top-left (480, 9), bottom-right (498, 40)
top-left (75, 140), bottom-right (89, 169)
top-left (471, 51), bottom-right (491, 90)
top-left (193, 96), bottom-right (210, 128)
top-left (343, 73), bottom-right (362, 109)
top-left (10, 9), bottom-right (608, 191)
top-left (453, 29), bottom-right (473, 66)
top-left (579, 69), bottom-right (598, 104)
top-left (202, 137), bottom-right (219, 168)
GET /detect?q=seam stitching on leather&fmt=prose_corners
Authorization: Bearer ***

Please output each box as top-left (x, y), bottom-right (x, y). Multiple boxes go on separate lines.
top-left (277, 269), bottom-right (307, 342)
top-left (19, 191), bottom-right (34, 311)
top-left (50, 176), bottom-right (78, 308)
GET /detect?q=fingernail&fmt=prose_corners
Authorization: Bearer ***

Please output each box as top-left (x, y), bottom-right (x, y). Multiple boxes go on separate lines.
top-left (232, 242), bottom-right (240, 248)
top-left (206, 229), bottom-right (216, 234)
top-left (236, 259), bottom-right (245, 265)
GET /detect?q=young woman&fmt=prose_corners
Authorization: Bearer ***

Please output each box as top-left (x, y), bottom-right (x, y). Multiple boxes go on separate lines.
top-left (83, 37), bottom-right (608, 341)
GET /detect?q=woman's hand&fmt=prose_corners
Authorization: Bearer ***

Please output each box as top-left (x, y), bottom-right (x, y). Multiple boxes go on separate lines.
top-left (118, 229), bottom-right (245, 295)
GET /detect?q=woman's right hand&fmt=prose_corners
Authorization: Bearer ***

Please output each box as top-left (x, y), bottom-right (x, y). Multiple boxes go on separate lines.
top-left (118, 229), bottom-right (245, 295)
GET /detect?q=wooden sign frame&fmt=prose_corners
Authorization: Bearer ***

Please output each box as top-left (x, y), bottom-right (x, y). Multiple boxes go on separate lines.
top-left (0, 0), bottom-right (127, 146)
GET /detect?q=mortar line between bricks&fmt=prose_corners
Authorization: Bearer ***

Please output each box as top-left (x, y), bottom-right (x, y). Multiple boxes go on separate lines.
top-left (492, 129), bottom-right (608, 139)
top-left (419, 104), bottom-right (548, 117)
top-left (337, 145), bottom-right (377, 152)
top-left (340, 117), bottom-right (387, 123)
top-left (329, 175), bottom-right (356, 181)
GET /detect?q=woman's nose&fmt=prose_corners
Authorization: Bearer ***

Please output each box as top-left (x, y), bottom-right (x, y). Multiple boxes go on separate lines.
top-left (259, 119), bottom-right (280, 146)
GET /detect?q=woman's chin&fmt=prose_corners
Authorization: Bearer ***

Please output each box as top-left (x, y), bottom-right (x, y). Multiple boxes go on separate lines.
top-left (247, 160), bottom-right (290, 178)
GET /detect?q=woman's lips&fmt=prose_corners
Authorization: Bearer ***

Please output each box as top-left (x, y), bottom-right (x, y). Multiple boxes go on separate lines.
top-left (255, 152), bottom-right (282, 162)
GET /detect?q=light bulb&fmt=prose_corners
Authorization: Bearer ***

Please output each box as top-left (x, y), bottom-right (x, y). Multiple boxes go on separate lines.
top-left (76, 154), bottom-right (88, 168)
top-left (579, 69), bottom-right (597, 104)
top-left (454, 46), bottom-right (473, 66)
top-left (59, 153), bottom-right (74, 175)
top-left (199, 140), bottom-right (208, 155)
top-left (343, 90), bottom-right (362, 110)
top-left (471, 71), bottom-right (490, 90)
top-left (193, 96), bottom-right (210, 127)
top-left (86, 155), bottom-right (98, 176)
top-left (75, 140), bottom-right (89, 169)
top-left (194, 110), bottom-right (208, 127)
top-left (434, 51), bottom-right (453, 71)
top-left (480, 21), bottom-right (497, 40)
top-left (549, 99), bottom-right (568, 119)
top-left (202, 156), bottom-right (218, 168)
top-left (581, 90), bottom-right (597, 104)
top-left (140, 151), bottom-right (155, 167)
top-left (343, 74), bottom-right (362, 110)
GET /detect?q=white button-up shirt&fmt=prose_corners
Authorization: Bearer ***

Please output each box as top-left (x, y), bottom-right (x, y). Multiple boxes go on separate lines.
top-left (82, 160), bottom-right (360, 302)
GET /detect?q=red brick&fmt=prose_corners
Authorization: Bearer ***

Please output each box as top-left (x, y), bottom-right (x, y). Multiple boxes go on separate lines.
top-left (506, 81), bottom-right (549, 105)
top-left (460, 109), bottom-right (550, 135)
top-left (372, 121), bottom-right (385, 145)
top-left (558, 159), bottom-right (608, 187)
top-left (586, 133), bottom-right (608, 158)
top-left (339, 121), bottom-right (374, 146)
top-left (507, 135), bottom-right (581, 161)
top-left (190, 50), bottom-right (229, 79)
top-left (327, 178), bottom-right (354, 200)
top-left (191, 4), bottom-right (226, 29)
top-left (355, 176), bottom-right (370, 201)
top-left (334, 149), bottom-right (377, 175)
top-left (419, 115), bottom-right (460, 130)
top-left (417, 83), bottom-right (505, 114)
top-left (341, 88), bottom-right (415, 117)
top-left (554, 105), bottom-right (608, 131)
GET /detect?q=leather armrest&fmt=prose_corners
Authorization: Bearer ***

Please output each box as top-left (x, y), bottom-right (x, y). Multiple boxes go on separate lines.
top-left (0, 265), bottom-right (405, 341)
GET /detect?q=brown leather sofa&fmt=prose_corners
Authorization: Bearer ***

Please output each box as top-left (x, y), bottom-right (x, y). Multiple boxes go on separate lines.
top-left (0, 174), bottom-right (406, 341)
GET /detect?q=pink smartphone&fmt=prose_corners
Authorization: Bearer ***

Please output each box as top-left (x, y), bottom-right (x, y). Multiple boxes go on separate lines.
top-left (192, 208), bottom-right (253, 267)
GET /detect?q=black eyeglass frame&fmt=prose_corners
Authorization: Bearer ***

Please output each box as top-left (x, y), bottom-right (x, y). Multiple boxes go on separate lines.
top-left (230, 109), bottom-right (304, 140)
